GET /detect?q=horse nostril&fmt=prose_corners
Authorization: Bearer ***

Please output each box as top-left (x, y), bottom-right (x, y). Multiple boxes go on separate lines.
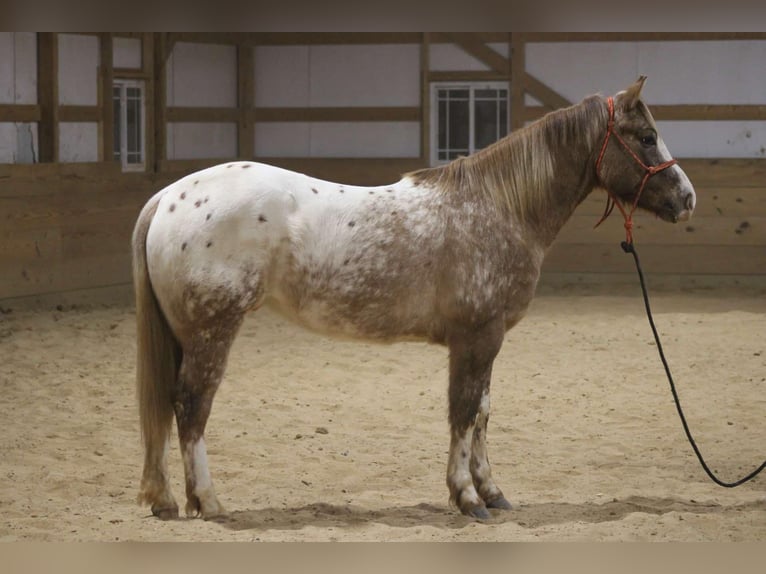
top-left (684, 191), bottom-right (695, 212)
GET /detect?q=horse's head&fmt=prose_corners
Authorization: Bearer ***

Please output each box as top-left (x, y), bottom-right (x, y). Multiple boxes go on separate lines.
top-left (596, 76), bottom-right (696, 224)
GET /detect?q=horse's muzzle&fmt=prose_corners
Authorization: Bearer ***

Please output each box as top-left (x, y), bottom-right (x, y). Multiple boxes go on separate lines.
top-left (677, 189), bottom-right (696, 222)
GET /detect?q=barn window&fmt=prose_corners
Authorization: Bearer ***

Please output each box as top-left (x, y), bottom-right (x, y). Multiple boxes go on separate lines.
top-left (431, 83), bottom-right (509, 165)
top-left (113, 79), bottom-right (145, 170)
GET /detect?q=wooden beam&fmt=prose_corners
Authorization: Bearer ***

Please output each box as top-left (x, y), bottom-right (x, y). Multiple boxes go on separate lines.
top-left (58, 105), bottom-right (101, 122)
top-left (166, 107), bottom-right (240, 123)
top-left (445, 33), bottom-right (509, 76)
top-left (153, 33), bottom-right (168, 171)
top-left (510, 33), bottom-right (525, 131)
top-left (0, 104), bottom-right (40, 123)
top-left (37, 32), bottom-right (58, 163)
top-left (420, 33), bottom-right (430, 164)
top-left (523, 32), bottom-right (766, 43)
top-left (237, 40), bottom-right (254, 160)
top-left (99, 33), bottom-right (114, 162)
top-left (428, 71), bottom-right (508, 82)
top-left (255, 107), bottom-right (421, 122)
top-left (113, 68), bottom-right (150, 79)
top-left (253, 32), bottom-right (507, 46)
top-left (142, 33), bottom-right (156, 173)
top-left (524, 73), bottom-right (572, 110)
top-left (253, 33), bottom-right (422, 45)
top-left (168, 32), bottom-right (247, 46)
top-left (651, 104), bottom-right (766, 121)
top-left (523, 103), bottom-right (766, 123)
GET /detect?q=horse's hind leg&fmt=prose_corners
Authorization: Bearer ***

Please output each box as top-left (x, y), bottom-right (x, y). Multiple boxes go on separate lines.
top-left (445, 317), bottom-right (508, 519)
top-left (174, 319), bottom-right (243, 519)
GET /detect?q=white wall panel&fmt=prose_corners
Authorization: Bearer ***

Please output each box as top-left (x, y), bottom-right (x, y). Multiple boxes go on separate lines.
top-left (113, 37), bottom-right (142, 69)
top-left (58, 34), bottom-right (99, 106)
top-left (167, 122), bottom-right (237, 159)
top-left (659, 121), bottom-right (766, 158)
top-left (637, 41), bottom-right (766, 105)
top-left (254, 46), bottom-right (310, 107)
top-left (166, 42), bottom-right (237, 107)
top-left (0, 123), bottom-right (13, 162)
top-left (526, 40), bottom-right (766, 158)
top-left (0, 33), bottom-right (12, 103)
top-left (0, 33), bottom-right (36, 105)
top-left (309, 122), bottom-right (420, 158)
top-left (254, 122), bottom-right (310, 157)
top-left (526, 42), bottom-right (640, 101)
top-left (526, 41), bottom-right (766, 105)
top-left (309, 44), bottom-right (420, 107)
top-left (488, 42), bottom-right (509, 58)
top-left (429, 43), bottom-right (489, 72)
top-left (59, 122), bottom-right (98, 162)
top-left (1, 122), bottom-right (38, 163)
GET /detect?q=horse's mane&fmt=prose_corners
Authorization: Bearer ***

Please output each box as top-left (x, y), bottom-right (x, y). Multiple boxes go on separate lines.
top-left (406, 95), bottom-right (607, 223)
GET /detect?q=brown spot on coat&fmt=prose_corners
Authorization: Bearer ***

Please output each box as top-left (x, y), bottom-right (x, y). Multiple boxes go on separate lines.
top-left (169, 204), bottom-right (176, 212)
top-left (348, 221), bottom-right (355, 227)
top-left (206, 241), bottom-right (213, 248)
top-left (194, 180), bottom-right (199, 185)
top-left (242, 164), bottom-right (251, 169)
top-left (195, 200), bottom-right (202, 208)
top-left (339, 188), bottom-right (344, 193)
top-left (258, 215), bottom-right (267, 223)
top-left (206, 213), bottom-right (212, 221)
top-left (181, 242), bottom-right (187, 251)
top-left (180, 192), bottom-right (186, 200)
top-left (312, 188), bottom-right (319, 194)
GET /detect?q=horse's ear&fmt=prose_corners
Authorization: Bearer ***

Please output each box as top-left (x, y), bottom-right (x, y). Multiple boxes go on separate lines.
top-left (618, 75), bottom-right (647, 111)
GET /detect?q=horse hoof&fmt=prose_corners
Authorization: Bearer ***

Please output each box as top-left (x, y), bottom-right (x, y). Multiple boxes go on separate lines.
top-left (152, 504), bottom-right (179, 520)
top-left (486, 496), bottom-right (513, 511)
top-left (464, 504), bottom-right (491, 521)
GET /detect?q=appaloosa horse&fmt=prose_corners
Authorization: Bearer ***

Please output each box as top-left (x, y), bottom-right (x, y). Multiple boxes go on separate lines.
top-left (133, 77), bottom-right (695, 520)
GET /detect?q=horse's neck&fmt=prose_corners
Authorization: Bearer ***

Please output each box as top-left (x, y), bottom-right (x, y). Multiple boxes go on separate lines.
top-left (501, 99), bottom-right (605, 248)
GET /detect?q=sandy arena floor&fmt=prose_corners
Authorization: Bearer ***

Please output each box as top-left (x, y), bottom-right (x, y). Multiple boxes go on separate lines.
top-left (0, 286), bottom-right (764, 541)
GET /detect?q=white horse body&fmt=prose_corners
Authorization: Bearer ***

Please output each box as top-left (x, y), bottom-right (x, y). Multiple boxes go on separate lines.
top-left (146, 161), bottom-right (457, 343)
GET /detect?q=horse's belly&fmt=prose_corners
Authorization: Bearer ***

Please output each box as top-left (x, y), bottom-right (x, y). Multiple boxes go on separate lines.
top-left (265, 280), bottom-right (439, 343)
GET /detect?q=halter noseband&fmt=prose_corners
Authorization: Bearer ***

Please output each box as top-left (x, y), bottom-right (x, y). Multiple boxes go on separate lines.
top-left (594, 96), bottom-right (678, 244)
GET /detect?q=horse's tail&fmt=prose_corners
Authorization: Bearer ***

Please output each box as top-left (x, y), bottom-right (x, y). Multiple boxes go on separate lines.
top-left (132, 193), bottom-right (181, 491)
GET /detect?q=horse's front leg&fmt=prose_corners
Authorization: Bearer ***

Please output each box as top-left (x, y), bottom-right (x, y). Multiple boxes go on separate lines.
top-left (446, 317), bottom-right (509, 519)
top-left (470, 390), bottom-right (513, 511)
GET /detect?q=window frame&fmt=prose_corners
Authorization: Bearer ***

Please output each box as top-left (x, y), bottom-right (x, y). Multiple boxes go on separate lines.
top-left (429, 81), bottom-right (510, 166)
top-left (112, 78), bottom-right (146, 172)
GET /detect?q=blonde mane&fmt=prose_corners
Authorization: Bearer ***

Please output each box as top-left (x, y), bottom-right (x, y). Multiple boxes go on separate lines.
top-left (408, 95), bottom-right (607, 223)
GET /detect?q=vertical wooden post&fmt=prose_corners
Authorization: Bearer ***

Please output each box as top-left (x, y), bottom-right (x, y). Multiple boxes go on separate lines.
top-left (237, 39), bottom-right (254, 160)
top-left (37, 32), bottom-right (58, 163)
top-left (142, 32), bottom-right (156, 172)
top-left (510, 32), bottom-right (525, 132)
top-left (153, 33), bottom-right (168, 171)
top-left (99, 33), bottom-right (114, 163)
top-left (420, 32), bottom-right (430, 166)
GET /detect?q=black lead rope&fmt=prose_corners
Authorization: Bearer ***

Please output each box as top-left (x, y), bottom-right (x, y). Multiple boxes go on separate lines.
top-left (621, 240), bottom-right (765, 487)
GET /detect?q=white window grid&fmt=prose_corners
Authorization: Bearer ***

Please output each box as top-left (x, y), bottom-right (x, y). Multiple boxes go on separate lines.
top-left (113, 79), bottom-right (145, 171)
top-left (430, 82), bottom-right (509, 166)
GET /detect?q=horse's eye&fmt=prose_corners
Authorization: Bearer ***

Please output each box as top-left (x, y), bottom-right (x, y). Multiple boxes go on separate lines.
top-left (640, 134), bottom-right (657, 147)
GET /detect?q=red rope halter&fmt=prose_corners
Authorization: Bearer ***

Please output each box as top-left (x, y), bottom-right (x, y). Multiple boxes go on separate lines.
top-left (594, 97), bottom-right (678, 244)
